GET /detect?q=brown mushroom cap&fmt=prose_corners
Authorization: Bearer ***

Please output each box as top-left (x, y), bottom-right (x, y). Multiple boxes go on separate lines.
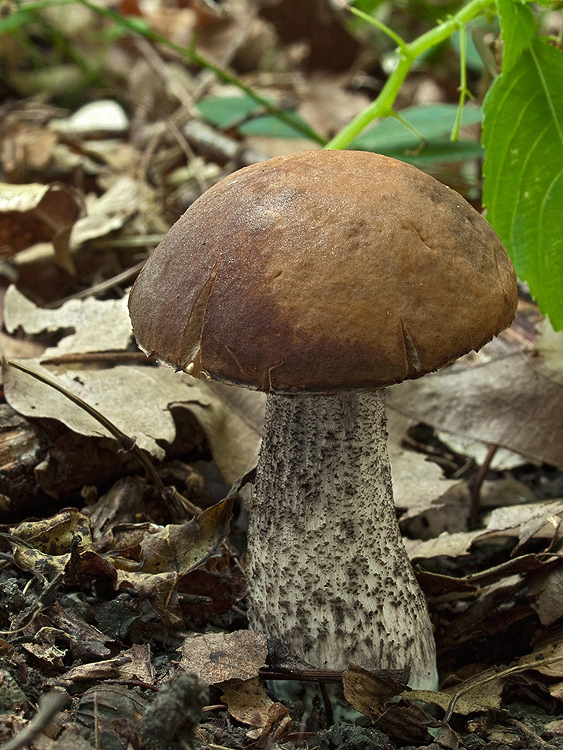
top-left (129, 150), bottom-right (517, 393)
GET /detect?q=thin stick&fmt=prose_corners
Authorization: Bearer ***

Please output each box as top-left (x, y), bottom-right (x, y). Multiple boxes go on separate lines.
top-left (0, 692), bottom-right (70, 750)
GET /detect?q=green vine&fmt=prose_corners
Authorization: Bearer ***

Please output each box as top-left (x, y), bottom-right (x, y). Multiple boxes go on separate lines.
top-left (325, 0), bottom-right (494, 150)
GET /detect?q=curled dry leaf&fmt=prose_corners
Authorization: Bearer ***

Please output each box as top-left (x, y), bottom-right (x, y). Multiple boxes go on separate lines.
top-left (342, 665), bottom-right (433, 745)
top-left (0, 181), bottom-right (83, 272)
top-left (61, 644), bottom-right (155, 687)
top-left (6, 508), bottom-right (116, 581)
top-left (70, 175), bottom-right (161, 246)
top-left (388, 410), bottom-right (470, 540)
top-left (342, 665), bottom-right (409, 719)
top-left (221, 676), bottom-right (291, 740)
top-left (179, 630), bottom-right (268, 685)
top-left (112, 496), bottom-right (235, 625)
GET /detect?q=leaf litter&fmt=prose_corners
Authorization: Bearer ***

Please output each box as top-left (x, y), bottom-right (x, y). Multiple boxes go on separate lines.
top-left (1, 1), bottom-right (563, 748)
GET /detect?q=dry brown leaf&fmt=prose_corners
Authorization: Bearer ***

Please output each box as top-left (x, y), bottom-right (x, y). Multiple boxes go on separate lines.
top-left (528, 567), bottom-right (563, 626)
top-left (388, 349), bottom-right (563, 469)
top-left (407, 530), bottom-right (485, 561)
top-left (342, 665), bottom-right (407, 719)
top-left (179, 630), bottom-right (267, 684)
top-left (70, 175), bottom-right (159, 246)
top-left (389, 411), bottom-right (470, 540)
top-left (4, 286), bottom-right (133, 357)
top-left (407, 679), bottom-right (502, 716)
top-left (0, 182), bottom-right (82, 272)
top-left (112, 497), bottom-right (234, 624)
top-left (6, 509), bottom-right (116, 582)
top-left (485, 498), bottom-right (563, 550)
top-left (118, 644), bottom-right (156, 684)
top-left (3, 292), bottom-right (263, 479)
top-left (221, 677), bottom-right (277, 728)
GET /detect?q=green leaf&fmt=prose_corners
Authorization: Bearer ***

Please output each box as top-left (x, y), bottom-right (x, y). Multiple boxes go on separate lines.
top-left (238, 113), bottom-right (313, 138)
top-left (350, 104), bottom-right (482, 152)
top-left (0, 8), bottom-right (34, 33)
top-left (385, 139), bottom-right (484, 166)
top-left (197, 95), bottom-right (262, 129)
top-left (482, 39), bottom-right (563, 329)
top-left (497, 0), bottom-right (536, 72)
top-left (197, 95), bottom-right (312, 138)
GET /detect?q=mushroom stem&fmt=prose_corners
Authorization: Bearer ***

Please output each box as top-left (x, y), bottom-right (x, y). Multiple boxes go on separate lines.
top-left (247, 390), bottom-right (438, 690)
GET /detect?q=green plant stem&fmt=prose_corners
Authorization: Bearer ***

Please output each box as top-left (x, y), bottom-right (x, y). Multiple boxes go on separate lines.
top-left (349, 6), bottom-right (408, 54)
top-left (325, 0), bottom-right (494, 150)
top-left (72, 0), bottom-right (325, 145)
top-left (451, 23), bottom-right (470, 142)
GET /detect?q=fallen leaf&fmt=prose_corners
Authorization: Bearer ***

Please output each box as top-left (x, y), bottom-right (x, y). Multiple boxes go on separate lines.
top-left (221, 677), bottom-right (280, 728)
top-left (179, 630), bottom-right (268, 684)
top-left (4, 286), bottom-right (133, 357)
top-left (342, 665), bottom-right (407, 719)
top-left (70, 175), bottom-right (160, 245)
top-left (0, 182), bottom-right (82, 272)
top-left (528, 565), bottom-right (563, 626)
top-left (48, 100), bottom-right (129, 134)
top-left (112, 497), bottom-right (235, 624)
top-left (388, 349), bottom-right (563, 469)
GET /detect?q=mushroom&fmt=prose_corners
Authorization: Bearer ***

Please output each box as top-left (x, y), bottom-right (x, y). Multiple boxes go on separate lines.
top-left (128, 150), bottom-right (517, 690)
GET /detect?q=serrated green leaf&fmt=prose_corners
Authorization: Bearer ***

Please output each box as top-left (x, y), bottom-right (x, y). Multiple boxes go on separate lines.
top-left (350, 104), bottom-right (482, 152)
top-left (497, 0), bottom-right (536, 71)
top-left (482, 39), bottom-right (563, 328)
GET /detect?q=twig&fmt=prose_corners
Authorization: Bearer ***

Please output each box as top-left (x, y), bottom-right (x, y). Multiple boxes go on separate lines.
top-left (435, 654), bottom-right (563, 727)
top-left (0, 692), bottom-right (70, 750)
top-left (470, 443), bottom-right (498, 525)
top-left (44, 260), bottom-right (147, 308)
top-left (6, 361), bottom-right (202, 516)
top-left (69, 0), bottom-right (325, 145)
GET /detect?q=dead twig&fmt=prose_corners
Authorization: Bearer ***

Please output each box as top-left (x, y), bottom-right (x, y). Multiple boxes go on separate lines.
top-left (0, 692), bottom-right (70, 750)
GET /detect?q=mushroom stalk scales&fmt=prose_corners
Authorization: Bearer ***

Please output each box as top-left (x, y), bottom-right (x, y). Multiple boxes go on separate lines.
top-left (248, 390), bottom-right (438, 690)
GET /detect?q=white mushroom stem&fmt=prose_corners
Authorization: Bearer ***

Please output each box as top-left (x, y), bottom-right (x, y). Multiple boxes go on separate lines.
top-left (247, 390), bottom-right (438, 690)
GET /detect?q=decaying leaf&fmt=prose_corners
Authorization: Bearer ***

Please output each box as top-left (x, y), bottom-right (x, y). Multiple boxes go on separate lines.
top-left (112, 496), bottom-right (235, 624)
top-left (0, 181), bottom-right (82, 272)
top-left (388, 348), bottom-right (563, 470)
top-left (179, 630), bottom-right (268, 685)
top-left (528, 565), bottom-right (563, 626)
top-left (342, 665), bottom-right (408, 719)
top-left (4, 286), bottom-right (133, 357)
top-left (70, 175), bottom-right (160, 246)
top-left (61, 644), bottom-right (154, 686)
top-left (2, 291), bottom-right (264, 481)
top-left (388, 411), bottom-right (470, 539)
top-left (407, 668), bottom-right (503, 716)
top-left (342, 665), bottom-right (433, 745)
top-left (5, 508), bottom-right (117, 583)
top-left (221, 676), bottom-right (291, 741)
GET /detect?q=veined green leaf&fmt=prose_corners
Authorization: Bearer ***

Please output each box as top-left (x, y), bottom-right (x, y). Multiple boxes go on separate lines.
top-left (350, 104), bottom-right (482, 152)
top-left (483, 39), bottom-right (563, 328)
top-left (497, 0), bottom-right (536, 72)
